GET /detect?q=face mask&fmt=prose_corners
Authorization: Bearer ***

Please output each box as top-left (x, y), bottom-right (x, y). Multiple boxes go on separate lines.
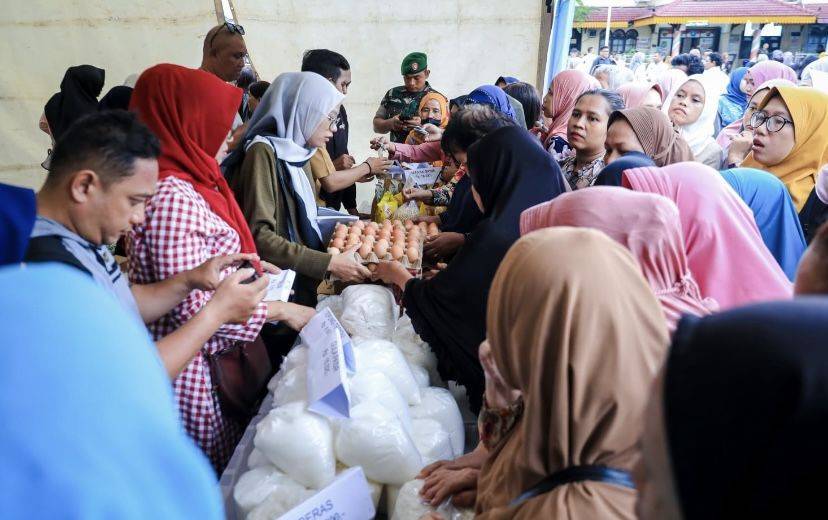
top-left (422, 117), bottom-right (442, 126)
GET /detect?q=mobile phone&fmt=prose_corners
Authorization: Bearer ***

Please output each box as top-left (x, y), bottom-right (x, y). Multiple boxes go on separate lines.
top-left (239, 260), bottom-right (260, 284)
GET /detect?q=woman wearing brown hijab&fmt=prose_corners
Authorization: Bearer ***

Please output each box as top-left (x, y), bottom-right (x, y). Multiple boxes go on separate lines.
top-left (476, 227), bottom-right (669, 519)
top-left (604, 106), bottom-right (694, 167)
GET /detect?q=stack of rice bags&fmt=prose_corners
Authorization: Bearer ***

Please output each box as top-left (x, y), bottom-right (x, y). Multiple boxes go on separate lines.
top-left (232, 285), bottom-right (466, 519)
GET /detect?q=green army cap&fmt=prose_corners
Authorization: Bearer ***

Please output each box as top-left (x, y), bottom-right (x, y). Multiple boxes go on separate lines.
top-left (401, 52), bottom-right (427, 75)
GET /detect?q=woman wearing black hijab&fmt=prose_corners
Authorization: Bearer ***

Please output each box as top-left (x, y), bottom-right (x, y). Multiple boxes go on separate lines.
top-left (98, 86), bottom-right (134, 111)
top-left (637, 299), bottom-right (828, 520)
top-left (373, 125), bottom-right (567, 412)
top-left (44, 65), bottom-right (105, 140)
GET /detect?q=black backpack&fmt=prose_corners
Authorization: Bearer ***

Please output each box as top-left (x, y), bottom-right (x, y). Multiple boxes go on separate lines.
top-left (24, 235), bottom-right (91, 276)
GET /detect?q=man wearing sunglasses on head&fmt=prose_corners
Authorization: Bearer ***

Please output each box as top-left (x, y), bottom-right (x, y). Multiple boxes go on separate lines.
top-left (201, 21), bottom-right (247, 83)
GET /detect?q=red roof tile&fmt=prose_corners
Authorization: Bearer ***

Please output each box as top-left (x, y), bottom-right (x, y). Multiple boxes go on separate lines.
top-left (644, 0), bottom-right (814, 18)
top-left (805, 2), bottom-right (828, 24)
top-left (582, 6), bottom-right (654, 24)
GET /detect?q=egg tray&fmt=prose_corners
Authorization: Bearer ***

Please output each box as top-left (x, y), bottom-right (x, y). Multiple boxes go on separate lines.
top-left (327, 221), bottom-right (429, 274)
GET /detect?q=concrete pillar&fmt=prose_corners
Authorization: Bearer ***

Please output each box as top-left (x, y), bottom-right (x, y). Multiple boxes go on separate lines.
top-left (750, 25), bottom-right (763, 60)
top-left (719, 24), bottom-right (731, 53)
top-left (671, 24), bottom-right (684, 56)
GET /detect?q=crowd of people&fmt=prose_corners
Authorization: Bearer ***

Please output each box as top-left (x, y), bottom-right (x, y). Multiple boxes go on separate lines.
top-left (5, 19), bottom-right (828, 519)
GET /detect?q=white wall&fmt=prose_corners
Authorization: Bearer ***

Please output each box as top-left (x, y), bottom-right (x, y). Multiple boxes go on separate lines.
top-left (0, 1), bottom-right (542, 198)
top-left (234, 0), bottom-right (543, 209)
top-left (0, 0), bottom-right (218, 189)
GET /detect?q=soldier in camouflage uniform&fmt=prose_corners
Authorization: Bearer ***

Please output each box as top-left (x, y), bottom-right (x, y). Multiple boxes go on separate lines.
top-left (373, 52), bottom-right (440, 143)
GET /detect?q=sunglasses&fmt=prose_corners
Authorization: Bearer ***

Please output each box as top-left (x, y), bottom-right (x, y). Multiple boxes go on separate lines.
top-left (208, 21), bottom-right (245, 49)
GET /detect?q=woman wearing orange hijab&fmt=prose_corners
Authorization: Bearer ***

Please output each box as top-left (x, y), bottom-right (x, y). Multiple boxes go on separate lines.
top-left (475, 228), bottom-right (668, 519)
top-left (405, 91), bottom-right (449, 145)
top-left (742, 85), bottom-right (828, 211)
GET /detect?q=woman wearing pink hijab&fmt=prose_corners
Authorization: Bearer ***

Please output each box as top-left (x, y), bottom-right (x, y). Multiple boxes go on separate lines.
top-left (537, 70), bottom-right (600, 159)
top-left (616, 82), bottom-right (665, 109)
top-left (657, 68), bottom-right (688, 110)
top-left (622, 162), bottom-right (792, 310)
top-left (520, 187), bottom-right (716, 333)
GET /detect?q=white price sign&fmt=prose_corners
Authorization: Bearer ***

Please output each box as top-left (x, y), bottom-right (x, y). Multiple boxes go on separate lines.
top-left (277, 467), bottom-right (375, 520)
top-left (299, 308), bottom-right (356, 419)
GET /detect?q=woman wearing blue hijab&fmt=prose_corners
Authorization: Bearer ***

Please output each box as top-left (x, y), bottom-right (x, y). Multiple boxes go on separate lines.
top-left (0, 265), bottom-right (223, 519)
top-left (593, 152), bottom-right (656, 187)
top-left (721, 167), bottom-right (807, 280)
top-left (717, 67), bottom-right (749, 129)
top-left (466, 85), bottom-right (518, 123)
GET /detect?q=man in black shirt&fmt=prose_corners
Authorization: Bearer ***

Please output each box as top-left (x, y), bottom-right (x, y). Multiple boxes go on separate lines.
top-left (301, 49), bottom-right (359, 215)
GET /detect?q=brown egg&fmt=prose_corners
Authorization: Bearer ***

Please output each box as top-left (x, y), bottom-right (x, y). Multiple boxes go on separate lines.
top-left (331, 237), bottom-right (344, 249)
top-left (382, 220), bottom-right (392, 230)
top-left (348, 227), bottom-right (362, 238)
top-left (362, 235), bottom-right (375, 246)
top-left (404, 219), bottom-right (414, 230)
top-left (378, 229), bottom-right (391, 240)
top-left (406, 237), bottom-right (420, 249)
top-left (406, 246), bottom-right (420, 263)
top-left (328, 247), bottom-right (341, 255)
top-left (358, 243), bottom-right (372, 259)
top-left (390, 244), bottom-right (404, 261)
top-left (427, 223), bottom-right (439, 236)
top-left (373, 239), bottom-right (389, 258)
top-left (418, 222), bottom-right (428, 232)
top-left (366, 221), bottom-right (378, 231)
top-left (408, 226), bottom-right (421, 239)
top-left (334, 223), bottom-right (347, 234)
top-left (353, 220), bottom-right (366, 229)
top-left (346, 236), bottom-right (361, 248)
top-left (363, 227), bottom-right (376, 238)
top-left (392, 229), bottom-right (406, 241)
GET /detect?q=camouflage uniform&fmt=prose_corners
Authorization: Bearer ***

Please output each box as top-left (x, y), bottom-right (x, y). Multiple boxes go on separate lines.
top-left (374, 83), bottom-right (436, 143)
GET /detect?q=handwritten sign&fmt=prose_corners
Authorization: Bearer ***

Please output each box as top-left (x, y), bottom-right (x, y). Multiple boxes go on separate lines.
top-left (277, 467), bottom-right (375, 520)
top-left (300, 308), bottom-right (355, 419)
top-left (264, 270), bottom-right (296, 302)
top-left (404, 163), bottom-right (441, 187)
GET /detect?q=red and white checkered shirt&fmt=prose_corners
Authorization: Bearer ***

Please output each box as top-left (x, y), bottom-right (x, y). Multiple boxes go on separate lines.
top-left (127, 176), bottom-right (266, 472)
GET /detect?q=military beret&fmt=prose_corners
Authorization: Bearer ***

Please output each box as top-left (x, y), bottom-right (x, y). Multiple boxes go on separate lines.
top-left (401, 52), bottom-right (427, 75)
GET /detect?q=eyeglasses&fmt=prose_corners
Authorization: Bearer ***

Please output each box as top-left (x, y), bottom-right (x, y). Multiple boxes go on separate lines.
top-left (326, 113), bottom-right (338, 131)
top-left (208, 21), bottom-right (245, 49)
top-left (750, 111), bottom-right (794, 133)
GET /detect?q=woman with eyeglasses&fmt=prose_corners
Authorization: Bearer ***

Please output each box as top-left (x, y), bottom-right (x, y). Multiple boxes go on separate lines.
top-left (717, 78), bottom-right (795, 169)
top-left (742, 86), bottom-right (828, 213)
top-left (223, 72), bottom-right (371, 308)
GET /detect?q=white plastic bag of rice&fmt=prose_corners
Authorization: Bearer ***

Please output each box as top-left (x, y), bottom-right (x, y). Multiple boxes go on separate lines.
top-left (254, 402), bottom-right (336, 489)
top-left (410, 418), bottom-right (453, 466)
top-left (353, 339), bottom-right (421, 405)
top-left (245, 486), bottom-right (315, 520)
top-left (340, 285), bottom-right (398, 341)
top-left (409, 387), bottom-right (465, 458)
top-left (348, 370), bottom-right (412, 431)
top-left (390, 479), bottom-right (455, 520)
top-left (316, 294), bottom-right (344, 321)
top-left (233, 465), bottom-right (306, 515)
top-left (270, 365), bottom-right (308, 407)
top-left (335, 401), bottom-right (422, 485)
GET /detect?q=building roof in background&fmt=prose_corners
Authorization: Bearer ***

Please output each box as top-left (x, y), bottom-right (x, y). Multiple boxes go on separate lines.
top-left (574, 7), bottom-right (653, 28)
top-left (805, 3), bottom-right (828, 24)
top-left (573, 0), bottom-right (817, 28)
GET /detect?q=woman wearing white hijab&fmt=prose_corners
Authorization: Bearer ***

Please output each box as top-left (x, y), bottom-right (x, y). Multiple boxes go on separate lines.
top-left (225, 72), bottom-right (370, 305)
top-left (663, 74), bottom-right (723, 169)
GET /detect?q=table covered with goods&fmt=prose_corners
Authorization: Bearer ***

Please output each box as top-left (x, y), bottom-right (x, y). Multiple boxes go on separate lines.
top-left (220, 282), bottom-right (478, 520)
